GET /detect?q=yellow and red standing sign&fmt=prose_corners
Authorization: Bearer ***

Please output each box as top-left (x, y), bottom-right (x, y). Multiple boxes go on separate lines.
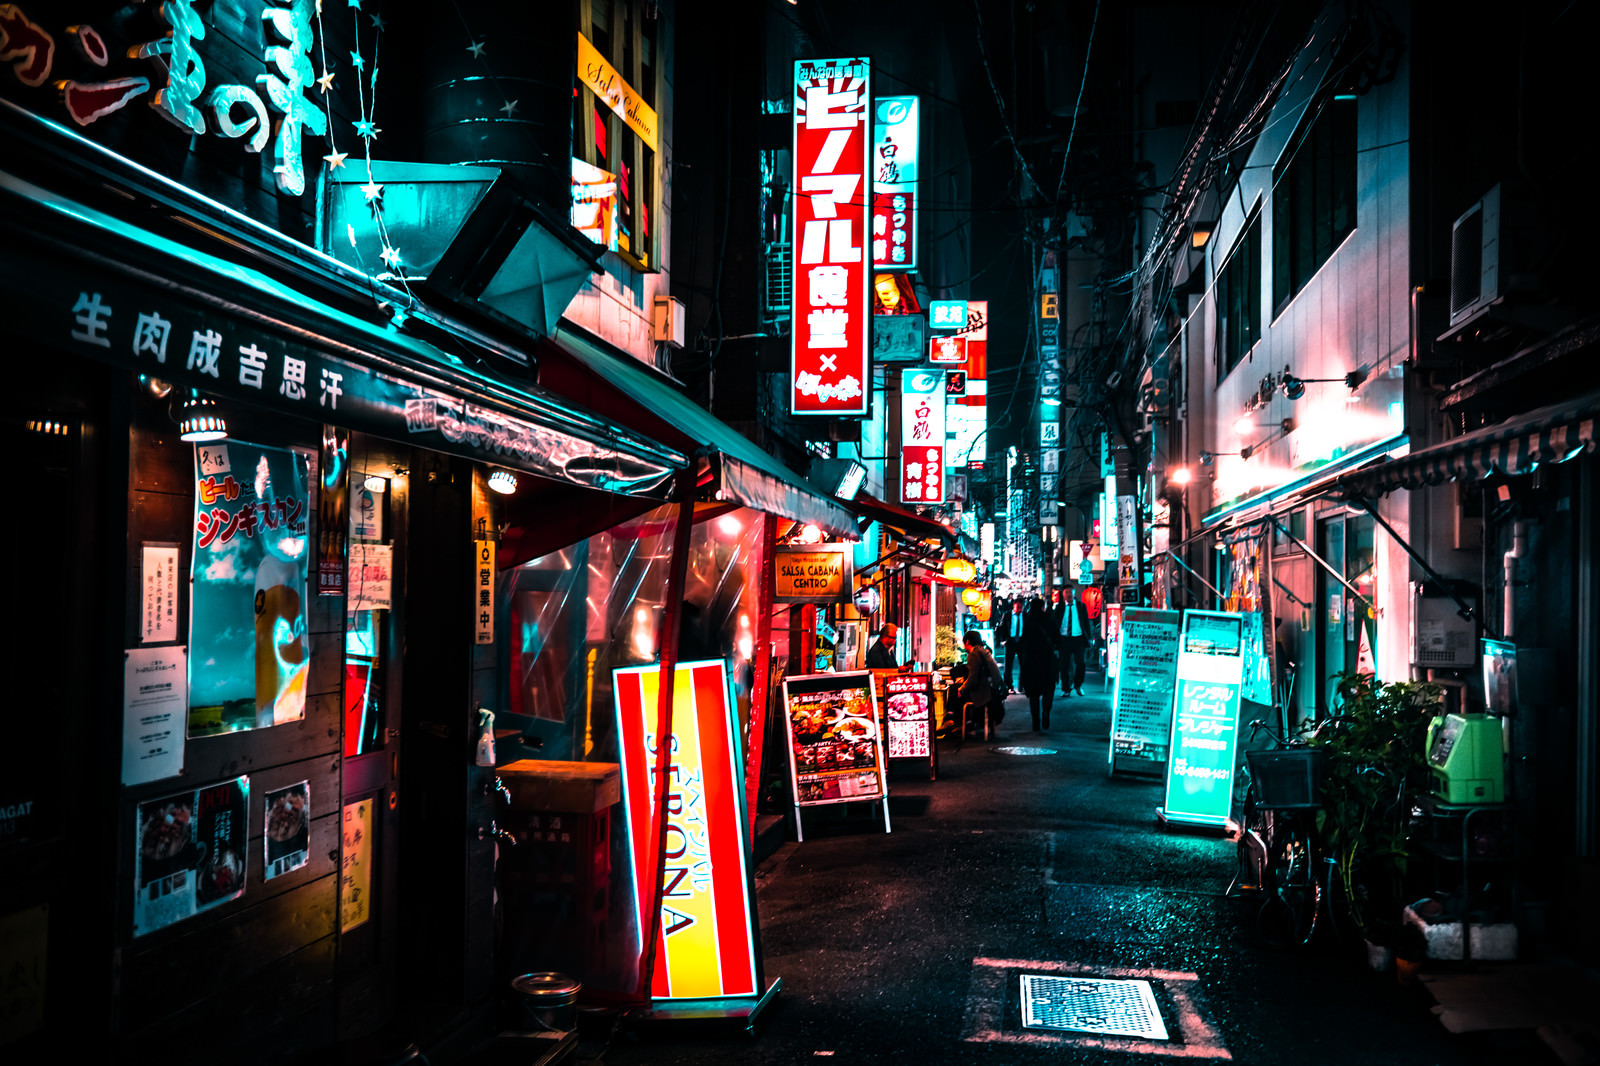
top-left (614, 660), bottom-right (760, 1002)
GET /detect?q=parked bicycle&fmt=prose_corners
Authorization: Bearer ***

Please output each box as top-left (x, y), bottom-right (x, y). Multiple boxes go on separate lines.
top-left (1230, 716), bottom-right (1334, 949)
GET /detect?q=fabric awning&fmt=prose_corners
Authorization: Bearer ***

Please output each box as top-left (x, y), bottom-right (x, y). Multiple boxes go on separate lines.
top-left (1336, 390), bottom-right (1600, 498)
top-left (850, 492), bottom-right (958, 546)
top-left (0, 168), bottom-right (685, 500)
top-left (542, 324), bottom-right (859, 539)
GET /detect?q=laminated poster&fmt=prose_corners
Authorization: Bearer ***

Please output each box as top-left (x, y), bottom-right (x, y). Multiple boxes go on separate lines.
top-left (133, 776), bottom-right (249, 937)
top-left (782, 671), bottom-right (888, 806)
top-left (1110, 609), bottom-right (1180, 767)
top-left (264, 782), bottom-right (310, 881)
top-left (122, 646), bottom-right (187, 786)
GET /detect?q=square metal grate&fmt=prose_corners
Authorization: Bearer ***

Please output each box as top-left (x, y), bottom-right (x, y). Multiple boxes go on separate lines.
top-left (1019, 974), bottom-right (1169, 1040)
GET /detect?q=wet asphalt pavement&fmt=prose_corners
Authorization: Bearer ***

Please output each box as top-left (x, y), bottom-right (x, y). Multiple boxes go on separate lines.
top-left (554, 677), bottom-right (1565, 1066)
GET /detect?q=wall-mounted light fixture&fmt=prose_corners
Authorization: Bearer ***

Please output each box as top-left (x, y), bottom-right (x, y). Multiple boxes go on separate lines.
top-left (487, 469), bottom-right (518, 495)
top-left (1280, 368), bottom-right (1367, 400)
top-left (178, 391), bottom-right (228, 442)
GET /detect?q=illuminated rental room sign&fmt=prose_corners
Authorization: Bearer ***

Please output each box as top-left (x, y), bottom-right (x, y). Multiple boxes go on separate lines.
top-left (1161, 611), bottom-right (1246, 827)
top-left (899, 368), bottom-right (946, 504)
top-left (614, 660), bottom-right (760, 1001)
top-left (872, 96), bottom-right (919, 270)
top-left (792, 57), bottom-right (871, 416)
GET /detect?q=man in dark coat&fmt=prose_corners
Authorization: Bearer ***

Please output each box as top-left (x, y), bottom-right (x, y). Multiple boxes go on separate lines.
top-left (998, 597), bottom-right (1023, 694)
top-left (1056, 584), bottom-right (1091, 697)
top-left (864, 623), bottom-right (899, 669)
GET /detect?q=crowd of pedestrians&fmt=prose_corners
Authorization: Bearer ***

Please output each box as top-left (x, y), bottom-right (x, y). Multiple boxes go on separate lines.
top-left (993, 585), bottom-right (1103, 732)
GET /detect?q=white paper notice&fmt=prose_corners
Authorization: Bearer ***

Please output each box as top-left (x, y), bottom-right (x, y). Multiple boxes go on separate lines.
top-left (141, 544), bottom-right (180, 643)
top-left (348, 543), bottom-right (393, 612)
top-left (123, 647), bottom-right (187, 785)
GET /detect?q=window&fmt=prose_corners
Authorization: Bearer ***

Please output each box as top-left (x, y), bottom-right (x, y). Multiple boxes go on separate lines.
top-left (1272, 96), bottom-right (1356, 313)
top-left (575, 0), bottom-right (659, 271)
top-left (1216, 209), bottom-right (1261, 379)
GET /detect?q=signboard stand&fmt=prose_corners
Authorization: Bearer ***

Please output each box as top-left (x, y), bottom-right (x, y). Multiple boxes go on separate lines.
top-left (878, 671), bottom-right (938, 781)
top-left (1158, 611), bottom-right (1245, 831)
top-left (1108, 608), bottom-right (1180, 779)
top-left (781, 671), bottom-right (892, 840)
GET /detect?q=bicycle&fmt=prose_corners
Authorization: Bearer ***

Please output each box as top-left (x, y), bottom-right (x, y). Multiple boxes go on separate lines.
top-left (1230, 717), bottom-right (1331, 949)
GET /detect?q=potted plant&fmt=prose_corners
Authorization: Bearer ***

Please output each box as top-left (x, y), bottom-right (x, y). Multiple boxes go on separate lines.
top-left (1304, 672), bottom-right (1442, 951)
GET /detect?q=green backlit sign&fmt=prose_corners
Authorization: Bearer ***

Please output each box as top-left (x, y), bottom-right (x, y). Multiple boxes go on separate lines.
top-left (1161, 611), bottom-right (1245, 827)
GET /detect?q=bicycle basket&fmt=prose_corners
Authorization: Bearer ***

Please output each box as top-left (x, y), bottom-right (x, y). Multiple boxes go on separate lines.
top-left (1246, 748), bottom-right (1326, 809)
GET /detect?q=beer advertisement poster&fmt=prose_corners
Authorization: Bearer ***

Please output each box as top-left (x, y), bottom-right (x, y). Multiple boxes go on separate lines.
top-left (264, 782), bottom-right (310, 881)
top-left (133, 776), bottom-right (250, 937)
top-left (781, 671), bottom-right (888, 806)
top-left (188, 441), bottom-right (310, 737)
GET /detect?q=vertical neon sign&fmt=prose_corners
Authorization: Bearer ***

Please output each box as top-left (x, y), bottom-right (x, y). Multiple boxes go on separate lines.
top-left (792, 58), bottom-right (871, 416)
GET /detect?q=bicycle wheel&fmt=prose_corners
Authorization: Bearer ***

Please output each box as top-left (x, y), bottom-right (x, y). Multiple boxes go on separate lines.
top-left (1256, 820), bottom-right (1321, 949)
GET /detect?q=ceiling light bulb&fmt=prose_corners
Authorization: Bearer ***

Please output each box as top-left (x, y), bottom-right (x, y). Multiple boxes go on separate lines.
top-left (488, 469), bottom-right (518, 495)
top-left (179, 394), bottom-right (228, 442)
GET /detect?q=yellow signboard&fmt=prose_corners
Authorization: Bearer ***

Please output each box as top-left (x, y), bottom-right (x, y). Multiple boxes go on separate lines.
top-left (578, 33), bottom-right (659, 152)
top-left (774, 545), bottom-right (849, 603)
top-left (340, 799), bottom-right (373, 933)
top-left (1040, 292), bottom-right (1059, 319)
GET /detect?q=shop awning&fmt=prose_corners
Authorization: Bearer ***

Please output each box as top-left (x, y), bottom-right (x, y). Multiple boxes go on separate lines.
top-left (0, 165), bottom-right (684, 499)
top-left (850, 492), bottom-right (958, 547)
top-left (1335, 390), bottom-right (1600, 498)
top-left (541, 324), bottom-right (860, 539)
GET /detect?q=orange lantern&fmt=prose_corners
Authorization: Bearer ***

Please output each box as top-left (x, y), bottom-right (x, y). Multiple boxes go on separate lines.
top-left (942, 557), bottom-right (976, 584)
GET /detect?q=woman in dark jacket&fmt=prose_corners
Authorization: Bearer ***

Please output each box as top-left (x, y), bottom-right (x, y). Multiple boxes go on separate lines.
top-left (1018, 597), bottom-right (1059, 730)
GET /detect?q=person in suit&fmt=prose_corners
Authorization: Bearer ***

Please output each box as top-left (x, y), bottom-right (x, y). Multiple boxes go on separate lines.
top-left (864, 623), bottom-right (899, 669)
top-left (998, 597), bottom-right (1024, 694)
top-left (1056, 583), bottom-right (1091, 696)
top-left (1018, 598), bottom-right (1059, 730)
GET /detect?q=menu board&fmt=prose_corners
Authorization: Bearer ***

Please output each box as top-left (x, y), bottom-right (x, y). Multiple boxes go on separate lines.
top-left (133, 776), bottom-right (250, 937)
top-left (882, 672), bottom-right (936, 772)
top-left (782, 671), bottom-right (889, 808)
top-left (1162, 611), bottom-right (1245, 827)
top-left (1108, 609), bottom-right (1180, 773)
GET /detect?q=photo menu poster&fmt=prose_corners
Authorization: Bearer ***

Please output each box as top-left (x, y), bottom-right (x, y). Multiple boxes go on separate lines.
top-left (782, 671), bottom-right (888, 806)
top-left (133, 776), bottom-right (249, 937)
top-left (882, 672), bottom-right (934, 760)
top-left (1109, 609), bottom-right (1180, 770)
top-left (264, 782), bottom-right (310, 881)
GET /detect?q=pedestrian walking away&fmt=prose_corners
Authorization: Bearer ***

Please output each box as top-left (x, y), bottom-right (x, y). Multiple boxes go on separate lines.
top-left (1019, 597), bottom-right (1058, 731)
top-left (1056, 583), bottom-right (1091, 696)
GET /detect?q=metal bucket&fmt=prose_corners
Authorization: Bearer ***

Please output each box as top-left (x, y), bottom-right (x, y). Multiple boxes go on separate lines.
top-left (510, 972), bottom-right (581, 1033)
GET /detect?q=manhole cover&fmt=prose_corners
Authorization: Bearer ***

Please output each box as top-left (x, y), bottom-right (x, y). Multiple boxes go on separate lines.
top-left (994, 746), bottom-right (1058, 756)
top-left (1019, 974), bottom-right (1169, 1039)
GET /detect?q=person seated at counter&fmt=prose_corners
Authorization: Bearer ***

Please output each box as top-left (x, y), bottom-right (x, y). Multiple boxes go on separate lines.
top-left (864, 623), bottom-right (899, 669)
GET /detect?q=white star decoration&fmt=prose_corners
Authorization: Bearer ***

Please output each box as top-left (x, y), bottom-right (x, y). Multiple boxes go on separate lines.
top-left (467, 40), bottom-right (486, 58)
top-left (324, 149), bottom-right (348, 170)
top-left (380, 245), bottom-right (402, 269)
top-left (500, 99), bottom-right (520, 118)
top-left (361, 180), bottom-right (383, 205)
top-left (316, 70), bottom-right (336, 94)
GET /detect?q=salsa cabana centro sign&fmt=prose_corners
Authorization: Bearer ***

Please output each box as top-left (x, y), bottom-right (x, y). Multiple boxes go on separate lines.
top-left (774, 543), bottom-right (852, 604)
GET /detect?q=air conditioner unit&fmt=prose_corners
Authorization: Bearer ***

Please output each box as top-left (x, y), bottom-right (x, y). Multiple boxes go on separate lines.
top-left (1448, 184), bottom-right (1500, 327)
top-left (651, 295), bottom-right (686, 347)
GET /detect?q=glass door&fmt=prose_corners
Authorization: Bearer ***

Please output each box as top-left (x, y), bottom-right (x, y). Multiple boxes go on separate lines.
top-left (1315, 512), bottom-right (1376, 718)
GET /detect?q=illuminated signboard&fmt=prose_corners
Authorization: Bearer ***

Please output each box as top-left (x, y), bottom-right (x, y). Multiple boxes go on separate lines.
top-left (1109, 608), bottom-right (1180, 774)
top-left (774, 544), bottom-right (851, 603)
top-left (577, 31), bottom-right (659, 152)
top-left (1161, 611), bottom-right (1245, 827)
top-left (792, 58), bottom-right (871, 417)
top-left (872, 96), bottom-right (919, 270)
top-left (929, 334), bottom-right (967, 365)
top-left (899, 368), bottom-right (946, 504)
top-left (781, 670), bottom-right (891, 838)
top-left (614, 660), bottom-right (760, 1001)
top-left (929, 300), bottom-right (967, 329)
top-left (881, 672), bottom-right (936, 778)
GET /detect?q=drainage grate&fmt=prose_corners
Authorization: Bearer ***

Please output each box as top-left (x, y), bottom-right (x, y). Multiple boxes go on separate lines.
top-left (1019, 974), bottom-right (1169, 1040)
top-left (993, 746), bottom-right (1058, 756)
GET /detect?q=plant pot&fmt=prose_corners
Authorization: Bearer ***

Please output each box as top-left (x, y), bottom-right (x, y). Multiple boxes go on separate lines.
top-left (1365, 939), bottom-right (1394, 973)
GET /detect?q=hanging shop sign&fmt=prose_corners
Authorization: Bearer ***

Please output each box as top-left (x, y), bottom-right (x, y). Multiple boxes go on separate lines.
top-left (189, 440), bottom-right (310, 737)
top-left (791, 57), bottom-right (871, 417)
top-left (474, 539), bottom-right (495, 645)
top-left (872, 313), bottom-right (927, 364)
top-left (899, 368), bottom-right (946, 504)
top-left (0, 2), bottom-right (327, 196)
top-left (872, 96), bottom-right (918, 269)
top-left (781, 671), bottom-right (891, 838)
top-left (613, 660), bottom-right (761, 1002)
top-left (577, 31), bottom-right (659, 152)
top-left (929, 300), bottom-right (967, 330)
top-left (1107, 608), bottom-right (1179, 776)
top-left (133, 776), bottom-right (250, 937)
top-left (1116, 494), bottom-right (1139, 586)
top-left (929, 334), bottom-right (967, 365)
top-left (774, 543), bottom-right (852, 603)
top-left (1161, 610), bottom-right (1245, 828)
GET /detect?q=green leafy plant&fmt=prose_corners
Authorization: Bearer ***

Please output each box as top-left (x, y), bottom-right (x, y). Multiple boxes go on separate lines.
top-left (933, 625), bottom-right (960, 668)
top-left (1305, 672), bottom-right (1442, 942)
